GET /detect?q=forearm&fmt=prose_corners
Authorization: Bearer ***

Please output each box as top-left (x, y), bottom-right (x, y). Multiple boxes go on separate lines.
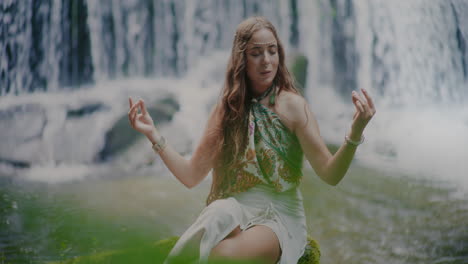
top-left (147, 130), bottom-right (202, 189)
top-left (322, 129), bottom-right (363, 185)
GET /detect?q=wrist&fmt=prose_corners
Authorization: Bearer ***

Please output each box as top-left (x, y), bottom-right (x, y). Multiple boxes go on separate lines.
top-left (345, 134), bottom-right (364, 146)
top-left (151, 135), bottom-right (167, 154)
top-left (146, 128), bottom-right (161, 145)
top-left (348, 127), bottom-right (364, 142)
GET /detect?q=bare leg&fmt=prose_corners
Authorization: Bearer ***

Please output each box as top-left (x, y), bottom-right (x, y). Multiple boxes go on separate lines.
top-left (225, 225), bottom-right (242, 239)
top-left (210, 225), bottom-right (281, 264)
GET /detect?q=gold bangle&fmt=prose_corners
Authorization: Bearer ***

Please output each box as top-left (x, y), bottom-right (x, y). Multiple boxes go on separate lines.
top-left (152, 136), bottom-right (167, 153)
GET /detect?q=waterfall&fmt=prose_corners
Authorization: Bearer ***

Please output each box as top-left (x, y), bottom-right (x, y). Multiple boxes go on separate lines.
top-left (1, 0), bottom-right (292, 95)
top-left (299, 0), bottom-right (468, 187)
top-left (1, 0), bottom-right (94, 95)
top-left (1, 0), bottom-right (468, 188)
top-left (0, 0), bottom-right (295, 178)
top-left (300, 0), bottom-right (468, 106)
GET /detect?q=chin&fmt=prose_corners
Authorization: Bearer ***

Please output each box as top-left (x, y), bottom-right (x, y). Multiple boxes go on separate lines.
top-left (262, 78), bottom-right (274, 86)
top-left (255, 81), bottom-right (272, 90)
top-left (250, 76), bottom-right (275, 91)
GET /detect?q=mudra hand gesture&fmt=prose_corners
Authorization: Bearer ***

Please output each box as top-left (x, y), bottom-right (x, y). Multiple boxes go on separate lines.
top-left (128, 97), bottom-right (156, 137)
top-left (348, 88), bottom-right (376, 143)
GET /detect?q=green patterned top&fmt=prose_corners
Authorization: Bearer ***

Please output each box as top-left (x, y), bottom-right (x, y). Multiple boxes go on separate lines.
top-left (216, 96), bottom-right (304, 198)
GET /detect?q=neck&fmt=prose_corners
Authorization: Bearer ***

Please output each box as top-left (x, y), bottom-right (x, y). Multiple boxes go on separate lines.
top-left (253, 83), bottom-right (275, 102)
top-left (251, 82), bottom-right (274, 98)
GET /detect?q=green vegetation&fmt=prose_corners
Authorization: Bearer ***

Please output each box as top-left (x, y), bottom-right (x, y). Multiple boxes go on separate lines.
top-left (52, 236), bottom-right (319, 264)
top-left (289, 54), bottom-right (309, 94)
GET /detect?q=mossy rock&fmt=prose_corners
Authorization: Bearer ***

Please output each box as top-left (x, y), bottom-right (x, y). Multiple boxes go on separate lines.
top-left (52, 236), bottom-right (319, 264)
top-left (289, 54), bottom-right (309, 94)
top-left (298, 237), bottom-right (321, 264)
top-left (49, 237), bottom-right (179, 264)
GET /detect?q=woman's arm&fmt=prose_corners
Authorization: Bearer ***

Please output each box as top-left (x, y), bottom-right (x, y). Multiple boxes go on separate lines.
top-left (288, 89), bottom-right (376, 186)
top-left (128, 98), bottom-right (222, 188)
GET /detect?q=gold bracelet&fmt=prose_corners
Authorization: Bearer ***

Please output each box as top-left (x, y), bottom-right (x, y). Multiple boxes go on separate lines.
top-left (152, 136), bottom-right (167, 153)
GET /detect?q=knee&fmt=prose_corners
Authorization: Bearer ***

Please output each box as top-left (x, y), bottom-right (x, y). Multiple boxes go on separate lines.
top-left (202, 199), bottom-right (238, 221)
top-left (207, 199), bottom-right (235, 213)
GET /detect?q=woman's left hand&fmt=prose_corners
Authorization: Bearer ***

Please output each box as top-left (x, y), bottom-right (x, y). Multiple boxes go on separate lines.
top-left (350, 88), bottom-right (376, 135)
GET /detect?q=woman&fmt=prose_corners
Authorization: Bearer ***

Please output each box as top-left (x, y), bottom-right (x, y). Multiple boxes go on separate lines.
top-left (128, 16), bottom-right (375, 264)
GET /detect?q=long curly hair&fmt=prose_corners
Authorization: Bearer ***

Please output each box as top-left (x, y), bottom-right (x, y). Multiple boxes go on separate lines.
top-left (207, 17), bottom-right (299, 204)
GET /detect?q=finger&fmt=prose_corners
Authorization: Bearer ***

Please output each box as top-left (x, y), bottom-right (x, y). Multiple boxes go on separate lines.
top-left (128, 108), bottom-right (135, 126)
top-left (132, 104), bottom-right (140, 119)
top-left (129, 101), bottom-right (141, 114)
top-left (361, 88), bottom-right (375, 110)
top-left (131, 110), bottom-right (139, 127)
top-left (128, 99), bottom-right (135, 125)
top-left (140, 100), bottom-right (148, 115)
top-left (355, 100), bottom-right (364, 113)
top-left (129, 104), bottom-right (139, 123)
top-left (128, 103), bottom-right (137, 115)
top-left (128, 103), bottom-right (136, 118)
top-left (352, 91), bottom-right (368, 112)
top-left (128, 111), bottom-right (135, 128)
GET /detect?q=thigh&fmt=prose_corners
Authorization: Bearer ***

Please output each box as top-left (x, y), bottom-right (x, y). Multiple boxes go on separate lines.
top-left (211, 225), bottom-right (281, 264)
top-left (225, 225), bottom-right (242, 239)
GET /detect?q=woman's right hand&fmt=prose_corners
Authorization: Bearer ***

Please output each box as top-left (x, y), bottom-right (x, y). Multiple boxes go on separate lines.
top-left (128, 97), bottom-right (156, 137)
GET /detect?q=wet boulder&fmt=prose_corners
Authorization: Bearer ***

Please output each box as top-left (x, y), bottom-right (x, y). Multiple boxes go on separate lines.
top-left (97, 96), bottom-right (179, 161)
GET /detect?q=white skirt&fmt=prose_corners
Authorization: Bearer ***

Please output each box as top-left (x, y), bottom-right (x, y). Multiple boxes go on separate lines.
top-left (164, 184), bottom-right (307, 264)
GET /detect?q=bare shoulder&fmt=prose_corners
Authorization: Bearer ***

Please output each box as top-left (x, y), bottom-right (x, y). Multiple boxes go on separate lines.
top-left (277, 90), bottom-right (307, 110)
top-left (275, 90), bottom-right (310, 132)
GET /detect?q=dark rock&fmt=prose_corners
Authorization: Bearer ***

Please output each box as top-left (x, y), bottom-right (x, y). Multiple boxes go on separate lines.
top-left (97, 96), bottom-right (180, 161)
top-left (66, 103), bottom-right (109, 118)
top-left (0, 158), bottom-right (30, 169)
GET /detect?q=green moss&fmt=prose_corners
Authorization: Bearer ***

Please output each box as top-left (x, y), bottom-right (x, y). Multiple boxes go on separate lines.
top-left (52, 236), bottom-right (320, 264)
top-left (298, 237), bottom-right (321, 264)
top-left (49, 237), bottom-right (178, 264)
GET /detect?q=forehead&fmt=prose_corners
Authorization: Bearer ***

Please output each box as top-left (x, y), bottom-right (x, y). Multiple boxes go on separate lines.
top-left (248, 28), bottom-right (277, 48)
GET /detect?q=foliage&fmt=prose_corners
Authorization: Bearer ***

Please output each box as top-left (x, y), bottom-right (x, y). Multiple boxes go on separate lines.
top-left (52, 236), bottom-right (320, 264)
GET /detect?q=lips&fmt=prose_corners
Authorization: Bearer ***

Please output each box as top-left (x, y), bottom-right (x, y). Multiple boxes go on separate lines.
top-left (260, 71), bottom-right (272, 76)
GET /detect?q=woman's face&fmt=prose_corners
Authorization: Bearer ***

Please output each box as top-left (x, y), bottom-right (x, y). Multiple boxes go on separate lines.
top-left (245, 28), bottom-right (279, 97)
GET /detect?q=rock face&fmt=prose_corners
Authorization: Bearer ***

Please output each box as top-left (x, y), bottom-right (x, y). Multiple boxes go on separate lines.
top-left (0, 104), bottom-right (47, 167)
top-left (0, 95), bottom-right (179, 166)
top-left (0, 104), bottom-right (46, 144)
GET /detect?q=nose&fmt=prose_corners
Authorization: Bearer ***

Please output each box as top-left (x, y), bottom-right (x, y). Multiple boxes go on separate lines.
top-left (262, 50), bottom-right (271, 65)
